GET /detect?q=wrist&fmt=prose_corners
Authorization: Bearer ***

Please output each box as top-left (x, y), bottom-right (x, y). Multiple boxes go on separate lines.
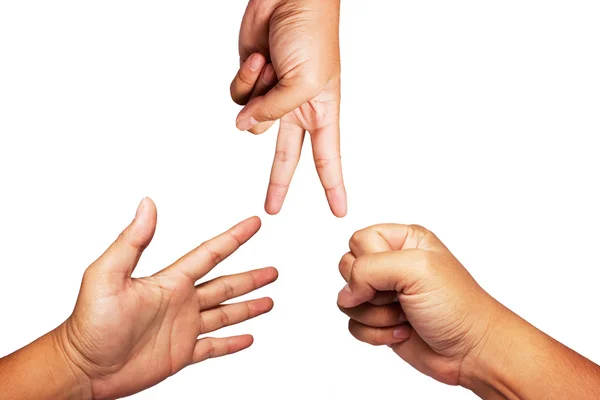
top-left (0, 323), bottom-right (93, 400)
top-left (51, 322), bottom-right (94, 400)
top-left (459, 303), bottom-right (522, 399)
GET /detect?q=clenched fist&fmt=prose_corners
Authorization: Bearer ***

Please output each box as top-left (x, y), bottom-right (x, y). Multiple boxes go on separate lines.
top-left (337, 224), bottom-right (497, 385)
top-left (337, 224), bottom-right (600, 398)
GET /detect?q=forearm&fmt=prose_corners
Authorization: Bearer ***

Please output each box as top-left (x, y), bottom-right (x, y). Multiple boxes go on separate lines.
top-left (0, 324), bottom-right (92, 400)
top-left (462, 305), bottom-right (600, 399)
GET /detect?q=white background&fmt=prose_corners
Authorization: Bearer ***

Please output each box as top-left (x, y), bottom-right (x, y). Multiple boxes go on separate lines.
top-left (1, 1), bottom-right (599, 399)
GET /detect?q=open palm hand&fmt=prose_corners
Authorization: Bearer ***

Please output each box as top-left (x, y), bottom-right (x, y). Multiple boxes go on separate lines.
top-left (59, 198), bottom-right (277, 399)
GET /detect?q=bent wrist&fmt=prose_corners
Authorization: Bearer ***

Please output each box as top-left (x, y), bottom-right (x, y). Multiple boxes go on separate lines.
top-left (50, 323), bottom-right (94, 400)
top-left (459, 303), bottom-right (525, 399)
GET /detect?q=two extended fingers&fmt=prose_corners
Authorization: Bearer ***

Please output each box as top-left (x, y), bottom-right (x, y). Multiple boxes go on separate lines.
top-left (265, 124), bottom-right (347, 217)
top-left (191, 268), bottom-right (276, 363)
top-left (231, 54), bottom-right (346, 217)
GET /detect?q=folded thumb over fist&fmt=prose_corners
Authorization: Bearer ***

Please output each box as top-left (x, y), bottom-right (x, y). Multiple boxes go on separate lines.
top-left (337, 224), bottom-right (502, 386)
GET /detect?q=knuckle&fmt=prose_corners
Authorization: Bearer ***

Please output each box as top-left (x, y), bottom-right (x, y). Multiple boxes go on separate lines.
top-left (220, 279), bottom-right (236, 299)
top-left (314, 155), bottom-right (341, 170)
top-left (201, 242), bottom-right (222, 265)
top-left (268, 181), bottom-right (289, 190)
top-left (247, 270), bottom-right (259, 290)
top-left (237, 70), bottom-right (255, 86)
top-left (226, 230), bottom-right (242, 247)
top-left (373, 329), bottom-right (386, 346)
top-left (249, 125), bottom-right (268, 135)
top-left (274, 150), bottom-right (299, 163)
top-left (218, 308), bottom-right (231, 327)
top-left (349, 229), bottom-right (370, 250)
top-left (197, 294), bottom-right (207, 311)
top-left (352, 256), bottom-right (371, 278)
top-left (198, 313), bottom-right (207, 333)
top-left (408, 224), bottom-right (431, 239)
top-left (117, 227), bottom-right (147, 253)
top-left (297, 74), bottom-right (323, 97)
top-left (338, 252), bottom-right (352, 274)
top-left (419, 249), bottom-right (437, 268)
top-left (258, 107), bottom-right (278, 121)
top-left (207, 339), bottom-right (217, 358)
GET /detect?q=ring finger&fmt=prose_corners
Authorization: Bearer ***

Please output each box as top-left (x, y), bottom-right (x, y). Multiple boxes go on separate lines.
top-left (348, 319), bottom-right (412, 346)
top-left (196, 266), bottom-right (278, 310)
top-left (198, 297), bottom-right (274, 335)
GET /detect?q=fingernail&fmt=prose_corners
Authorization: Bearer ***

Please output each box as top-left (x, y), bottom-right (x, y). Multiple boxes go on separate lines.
top-left (249, 55), bottom-right (263, 72)
top-left (337, 284), bottom-right (353, 308)
top-left (135, 197), bottom-right (147, 219)
top-left (237, 116), bottom-right (258, 131)
top-left (393, 326), bottom-right (410, 339)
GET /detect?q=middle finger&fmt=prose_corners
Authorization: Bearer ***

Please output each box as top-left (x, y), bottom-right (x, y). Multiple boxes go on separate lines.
top-left (196, 266), bottom-right (278, 310)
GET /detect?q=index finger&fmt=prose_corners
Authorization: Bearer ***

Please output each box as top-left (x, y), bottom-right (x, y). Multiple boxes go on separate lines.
top-left (337, 249), bottom-right (424, 308)
top-left (156, 216), bottom-right (262, 282)
top-left (349, 227), bottom-right (392, 257)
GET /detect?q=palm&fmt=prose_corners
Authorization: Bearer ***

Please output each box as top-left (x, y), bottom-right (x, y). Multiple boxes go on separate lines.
top-left (283, 84), bottom-right (340, 133)
top-left (69, 271), bottom-right (199, 396)
top-left (61, 201), bottom-right (277, 400)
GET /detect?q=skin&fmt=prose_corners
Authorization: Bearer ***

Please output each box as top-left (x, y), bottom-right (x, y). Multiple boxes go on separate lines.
top-left (230, 0), bottom-right (347, 217)
top-left (337, 224), bottom-right (600, 399)
top-left (0, 198), bottom-right (278, 400)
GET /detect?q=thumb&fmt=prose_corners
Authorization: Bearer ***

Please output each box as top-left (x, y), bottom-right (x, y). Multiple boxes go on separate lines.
top-left (90, 197), bottom-right (157, 281)
top-left (235, 76), bottom-right (322, 131)
top-left (349, 228), bottom-right (393, 257)
top-left (347, 228), bottom-right (395, 305)
top-left (337, 249), bottom-right (425, 308)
